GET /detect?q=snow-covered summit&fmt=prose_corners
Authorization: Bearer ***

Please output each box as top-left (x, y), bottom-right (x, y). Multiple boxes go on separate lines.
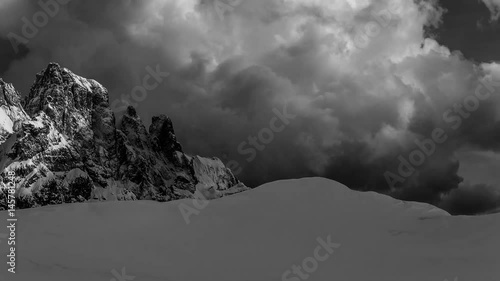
top-left (0, 63), bottom-right (248, 209)
top-left (23, 62), bottom-right (109, 139)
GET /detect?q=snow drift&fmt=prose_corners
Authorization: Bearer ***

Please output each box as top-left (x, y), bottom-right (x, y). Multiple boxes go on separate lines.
top-left (0, 177), bottom-right (498, 281)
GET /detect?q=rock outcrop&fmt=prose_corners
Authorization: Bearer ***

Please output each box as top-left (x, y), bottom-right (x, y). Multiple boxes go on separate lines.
top-left (0, 63), bottom-right (248, 209)
top-left (0, 78), bottom-right (29, 144)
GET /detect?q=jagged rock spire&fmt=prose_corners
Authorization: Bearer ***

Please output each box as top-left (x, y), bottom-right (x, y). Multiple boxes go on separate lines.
top-left (150, 114), bottom-right (183, 157)
top-left (1, 78), bottom-right (23, 107)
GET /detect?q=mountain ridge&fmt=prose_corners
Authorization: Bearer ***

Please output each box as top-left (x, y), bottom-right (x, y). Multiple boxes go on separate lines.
top-left (0, 62), bottom-right (248, 209)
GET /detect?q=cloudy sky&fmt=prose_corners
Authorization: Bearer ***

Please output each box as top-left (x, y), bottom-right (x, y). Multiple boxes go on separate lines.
top-left (1, 0), bottom-right (500, 215)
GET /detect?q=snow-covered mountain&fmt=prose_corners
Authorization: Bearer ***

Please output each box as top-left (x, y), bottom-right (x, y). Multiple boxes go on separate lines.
top-left (0, 63), bottom-right (248, 209)
top-left (1, 177), bottom-right (498, 281)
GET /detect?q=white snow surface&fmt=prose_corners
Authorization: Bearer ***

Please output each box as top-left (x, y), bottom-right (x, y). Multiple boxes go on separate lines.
top-left (0, 106), bottom-right (14, 134)
top-left (1, 177), bottom-right (499, 281)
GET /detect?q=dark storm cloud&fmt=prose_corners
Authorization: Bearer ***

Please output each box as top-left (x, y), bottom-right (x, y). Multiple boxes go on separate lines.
top-left (440, 182), bottom-right (500, 215)
top-left (1, 0), bottom-right (499, 214)
top-left (0, 37), bottom-right (29, 73)
top-left (431, 0), bottom-right (500, 62)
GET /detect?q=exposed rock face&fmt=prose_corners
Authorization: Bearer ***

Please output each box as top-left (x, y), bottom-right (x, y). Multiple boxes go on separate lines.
top-left (149, 114), bottom-right (183, 161)
top-left (0, 78), bottom-right (29, 143)
top-left (0, 63), bottom-right (248, 209)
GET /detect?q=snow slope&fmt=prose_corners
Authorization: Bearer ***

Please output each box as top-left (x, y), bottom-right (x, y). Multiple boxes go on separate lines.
top-left (1, 177), bottom-right (499, 281)
top-left (0, 107), bottom-right (14, 135)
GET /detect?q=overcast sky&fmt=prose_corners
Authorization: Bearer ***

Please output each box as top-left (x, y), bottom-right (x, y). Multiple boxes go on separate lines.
top-left (1, 0), bottom-right (500, 215)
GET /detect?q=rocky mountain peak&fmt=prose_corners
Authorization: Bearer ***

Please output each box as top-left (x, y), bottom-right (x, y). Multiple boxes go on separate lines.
top-left (120, 106), bottom-right (150, 150)
top-left (0, 79), bottom-right (29, 144)
top-left (35, 62), bottom-right (65, 86)
top-left (0, 78), bottom-right (23, 107)
top-left (150, 114), bottom-right (183, 156)
top-left (125, 105), bottom-right (138, 118)
top-left (0, 63), bottom-right (248, 209)
top-left (23, 63), bottom-right (110, 139)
